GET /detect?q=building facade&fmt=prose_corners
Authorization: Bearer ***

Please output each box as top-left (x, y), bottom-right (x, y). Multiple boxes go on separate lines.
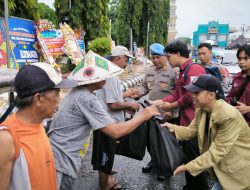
top-left (193, 21), bottom-right (229, 48)
top-left (167, 0), bottom-right (177, 43)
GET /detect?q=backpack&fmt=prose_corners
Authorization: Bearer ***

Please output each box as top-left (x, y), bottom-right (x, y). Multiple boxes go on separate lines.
top-left (183, 63), bottom-right (222, 82)
top-left (183, 63), bottom-right (225, 99)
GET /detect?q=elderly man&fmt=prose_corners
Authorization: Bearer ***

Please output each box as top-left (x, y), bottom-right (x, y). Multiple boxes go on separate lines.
top-left (95, 46), bottom-right (140, 189)
top-left (0, 62), bottom-right (77, 190)
top-left (48, 51), bottom-right (159, 190)
top-left (164, 74), bottom-right (250, 190)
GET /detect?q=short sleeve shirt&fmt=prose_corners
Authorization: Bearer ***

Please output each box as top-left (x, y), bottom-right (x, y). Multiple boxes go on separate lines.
top-left (48, 87), bottom-right (115, 178)
top-left (96, 77), bottom-right (125, 122)
top-left (142, 63), bottom-right (177, 101)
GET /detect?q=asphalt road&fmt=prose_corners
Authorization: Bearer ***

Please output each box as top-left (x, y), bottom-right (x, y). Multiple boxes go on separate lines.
top-left (75, 140), bottom-right (186, 190)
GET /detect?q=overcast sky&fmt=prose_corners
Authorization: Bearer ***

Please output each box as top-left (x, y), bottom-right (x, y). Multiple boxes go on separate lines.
top-left (39, 0), bottom-right (250, 38)
top-left (175, 0), bottom-right (250, 37)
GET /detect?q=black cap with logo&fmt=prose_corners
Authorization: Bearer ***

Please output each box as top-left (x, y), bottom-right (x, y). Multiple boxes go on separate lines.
top-left (183, 74), bottom-right (225, 99)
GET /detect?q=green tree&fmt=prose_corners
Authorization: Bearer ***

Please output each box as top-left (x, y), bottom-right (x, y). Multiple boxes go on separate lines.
top-left (115, 0), bottom-right (143, 47)
top-left (0, 0), bottom-right (40, 20)
top-left (115, 0), bottom-right (170, 48)
top-left (88, 37), bottom-right (111, 56)
top-left (109, 0), bottom-right (119, 41)
top-left (38, 3), bottom-right (58, 26)
top-left (0, 0), bottom-right (15, 17)
top-left (54, 0), bottom-right (110, 45)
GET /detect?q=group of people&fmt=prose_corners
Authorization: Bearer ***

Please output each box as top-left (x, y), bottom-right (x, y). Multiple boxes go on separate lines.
top-left (0, 41), bottom-right (250, 190)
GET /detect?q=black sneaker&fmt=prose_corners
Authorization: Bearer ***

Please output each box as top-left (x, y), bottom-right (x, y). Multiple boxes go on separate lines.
top-left (142, 161), bottom-right (153, 173)
top-left (157, 175), bottom-right (171, 181)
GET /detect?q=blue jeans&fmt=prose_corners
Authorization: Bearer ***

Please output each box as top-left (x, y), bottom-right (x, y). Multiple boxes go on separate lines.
top-left (211, 181), bottom-right (223, 190)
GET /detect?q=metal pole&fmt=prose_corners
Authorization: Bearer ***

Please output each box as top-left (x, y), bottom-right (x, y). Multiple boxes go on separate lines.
top-left (110, 19), bottom-right (112, 37)
top-left (69, 0), bottom-right (72, 9)
top-left (130, 28), bottom-right (133, 52)
top-left (4, 0), bottom-right (14, 105)
top-left (146, 21), bottom-right (149, 58)
top-left (241, 25), bottom-right (244, 46)
top-left (145, 22), bottom-right (149, 69)
top-left (4, 0), bottom-right (10, 69)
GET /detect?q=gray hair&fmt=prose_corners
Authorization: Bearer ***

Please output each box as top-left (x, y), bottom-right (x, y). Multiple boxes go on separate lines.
top-left (15, 91), bottom-right (47, 109)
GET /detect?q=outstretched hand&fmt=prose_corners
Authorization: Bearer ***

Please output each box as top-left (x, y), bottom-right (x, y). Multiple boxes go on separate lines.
top-left (161, 122), bottom-right (175, 132)
top-left (174, 165), bottom-right (187, 176)
top-left (124, 89), bottom-right (141, 99)
top-left (148, 100), bottom-right (164, 107)
top-left (140, 106), bottom-right (160, 121)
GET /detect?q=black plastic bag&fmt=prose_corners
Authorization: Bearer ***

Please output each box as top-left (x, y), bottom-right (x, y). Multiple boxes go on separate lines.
top-left (116, 121), bottom-right (148, 160)
top-left (91, 130), bottom-right (117, 174)
top-left (149, 119), bottom-right (186, 177)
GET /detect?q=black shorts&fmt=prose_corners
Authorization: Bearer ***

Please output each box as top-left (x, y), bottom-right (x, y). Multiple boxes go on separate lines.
top-left (91, 130), bottom-right (117, 174)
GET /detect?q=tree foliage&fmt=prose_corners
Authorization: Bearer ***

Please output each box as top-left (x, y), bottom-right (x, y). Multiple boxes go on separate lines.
top-left (38, 3), bottom-right (58, 26)
top-left (115, 0), bottom-right (170, 48)
top-left (0, 0), bottom-right (40, 21)
top-left (108, 0), bottom-right (119, 41)
top-left (54, 0), bottom-right (110, 44)
top-left (88, 37), bottom-right (111, 56)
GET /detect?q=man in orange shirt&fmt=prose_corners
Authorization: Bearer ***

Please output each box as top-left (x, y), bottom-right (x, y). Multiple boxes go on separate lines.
top-left (0, 62), bottom-right (77, 190)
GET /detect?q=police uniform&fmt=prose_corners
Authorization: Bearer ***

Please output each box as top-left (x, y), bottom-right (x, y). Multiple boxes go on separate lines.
top-left (142, 62), bottom-right (177, 101)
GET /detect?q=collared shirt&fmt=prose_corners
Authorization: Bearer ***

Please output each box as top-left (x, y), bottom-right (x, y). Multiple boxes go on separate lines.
top-left (141, 63), bottom-right (177, 101)
top-left (162, 59), bottom-right (206, 126)
top-left (226, 72), bottom-right (250, 126)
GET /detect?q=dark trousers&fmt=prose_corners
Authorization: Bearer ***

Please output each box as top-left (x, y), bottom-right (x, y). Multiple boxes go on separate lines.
top-left (182, 138), bottom-right (209, 190)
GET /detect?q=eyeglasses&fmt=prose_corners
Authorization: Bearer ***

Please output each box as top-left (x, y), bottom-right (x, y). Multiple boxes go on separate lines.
top-left (238, 57), bottom-right (250, 61)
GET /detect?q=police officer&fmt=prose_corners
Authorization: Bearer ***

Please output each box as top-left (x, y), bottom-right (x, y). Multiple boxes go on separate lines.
top-left (136, 43), bottom-right (178, 180)
top-left (140, 43), bottom-right (177, 101)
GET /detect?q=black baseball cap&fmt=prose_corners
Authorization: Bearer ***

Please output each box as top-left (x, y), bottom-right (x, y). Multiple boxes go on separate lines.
top-left (15, 62), bottom-right (77, 98)
top-left (183, 74), bottom-right (224, 97)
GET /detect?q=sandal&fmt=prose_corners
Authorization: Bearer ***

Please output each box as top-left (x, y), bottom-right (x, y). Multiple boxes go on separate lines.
top-left (110, 184), bottom-right (122, 190)
top-left (111, 169), bottom-right (118, 175)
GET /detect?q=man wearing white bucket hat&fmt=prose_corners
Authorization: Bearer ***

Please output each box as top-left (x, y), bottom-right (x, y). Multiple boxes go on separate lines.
top-left (95, 45), bottom-right (140, 190)
top-left (48, 51), bottom-right (160, 190)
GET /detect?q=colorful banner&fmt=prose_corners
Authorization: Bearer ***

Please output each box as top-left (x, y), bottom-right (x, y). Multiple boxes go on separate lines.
top-left (60, 23), bottom-right (84, 65)
top-left (39, 30), bottom-right (64, 55)
top-left (0, 18), bottom-right (16, 68)
top-left (74, 28), bottom-right (85, 52)
top-left (37, 19), bottom-right (64, 56)
top-left (8, 17), bottom-right (39, 68)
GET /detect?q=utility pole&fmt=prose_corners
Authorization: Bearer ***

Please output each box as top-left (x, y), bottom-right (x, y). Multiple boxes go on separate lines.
top-left (4, 0), bottom-right (10, 69)
top-left (69, 0), bottom-right (72, 9)
top-left (242, 24), bottom-right (247, 45)
top-left (4, 0), bottom-right (14, 104)
top-left (146, 21), bottom-right (150, 58)
top-left (145, 21), bottom-right (150, 69)
top-left (130, 28), bottom-right (133, 52)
